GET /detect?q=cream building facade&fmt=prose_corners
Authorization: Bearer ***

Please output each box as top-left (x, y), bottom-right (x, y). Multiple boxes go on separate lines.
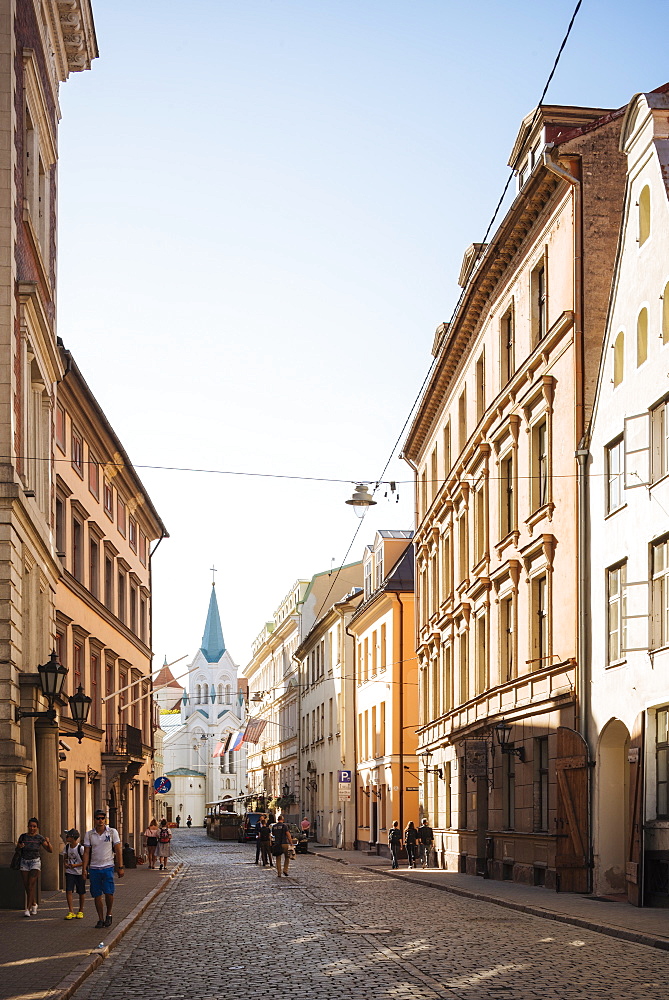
top-left (348, 531), bottom-right (417, 854)
top-left (0, 2), bottom-right (97, 895)
top-left (294, 576), bottom-right (362, 848)
top-left (403, 102), bottom-right (628, 890)
top-left (587, 86), bottom-right (669, 907)
top-left (242, 565), bottom-right (362, 825)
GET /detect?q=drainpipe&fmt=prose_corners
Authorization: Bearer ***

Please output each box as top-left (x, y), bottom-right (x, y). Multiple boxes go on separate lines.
top-left (542, 145), bottom-right (586, 737)
top-left (544, 145), bottom-right (593, 891)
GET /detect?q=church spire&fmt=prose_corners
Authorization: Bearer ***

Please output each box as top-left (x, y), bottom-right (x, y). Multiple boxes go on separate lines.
top-left (200, 583), bottom-right (226, 662)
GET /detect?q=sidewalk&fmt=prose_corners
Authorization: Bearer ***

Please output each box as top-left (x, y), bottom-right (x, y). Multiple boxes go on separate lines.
top-left (0, 862), bottom-right (181, 1000)
top-left (310, 845), bottom-right (669, 951)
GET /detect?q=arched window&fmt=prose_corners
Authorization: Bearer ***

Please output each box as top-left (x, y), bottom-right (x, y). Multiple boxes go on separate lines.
top-left (613, 331), bottom-right (624, 387)
top-left (225, 684), bottom-right (231, 704)
top-left (637, 307), bottom-right (648, 366)
top-left (639, 185), bottom-right (651, 246)
top-left (217, 683), bottom-right (224, 704)
top-left (195, 684), bottom-right (201, 705)
top-left (663, 283), bottom-right (669, 344)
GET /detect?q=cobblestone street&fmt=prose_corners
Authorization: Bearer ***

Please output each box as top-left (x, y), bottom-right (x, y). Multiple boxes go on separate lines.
top-left (69, 830), bottom-right (668, 1000)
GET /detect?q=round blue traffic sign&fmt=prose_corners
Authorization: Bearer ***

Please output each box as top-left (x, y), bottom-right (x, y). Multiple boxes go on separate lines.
top-left (154, 776), bottom-right (172, 793)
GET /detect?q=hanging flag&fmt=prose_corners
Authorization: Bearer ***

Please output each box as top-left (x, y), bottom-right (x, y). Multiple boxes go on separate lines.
top-left (230, 730), bottom-right (245, 751)
top-left (243, 718), bottom-right (267, 744)
top-left (212, 740), bottom-right (226, 758)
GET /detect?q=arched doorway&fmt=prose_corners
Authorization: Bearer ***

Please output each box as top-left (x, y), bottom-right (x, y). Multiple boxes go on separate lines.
top-left (596, 719), bottom-right (630, 896)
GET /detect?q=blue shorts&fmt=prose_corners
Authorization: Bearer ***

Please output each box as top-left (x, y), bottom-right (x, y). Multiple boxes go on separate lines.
top-left (89, 867), bottom-right (115, 898)
top-left (66, 872), bottom-right (86, 895)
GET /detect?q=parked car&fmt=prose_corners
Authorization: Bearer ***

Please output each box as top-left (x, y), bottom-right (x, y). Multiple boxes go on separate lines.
top-left (287, 824), bottom-right (309, 854)
top-left (238, 812), bottom-right (264, 842)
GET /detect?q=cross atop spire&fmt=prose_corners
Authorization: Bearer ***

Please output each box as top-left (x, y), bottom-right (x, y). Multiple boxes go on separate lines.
top-left (200, 580), bottom-right (226, 662)
top-left (210, 565), bottom-right (217, 585)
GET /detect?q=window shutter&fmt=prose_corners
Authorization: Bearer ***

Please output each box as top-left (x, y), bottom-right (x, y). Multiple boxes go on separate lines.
top-left (622, 580), bottom-right (650, 653)
top-left (624, 412), bottom-right (650, 488)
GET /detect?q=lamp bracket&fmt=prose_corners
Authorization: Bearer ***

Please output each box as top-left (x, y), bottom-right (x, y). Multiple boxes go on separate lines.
top-left (16, 707), bottom-right (56, 723)
top-left (501, 746), bottom-right (525, 762)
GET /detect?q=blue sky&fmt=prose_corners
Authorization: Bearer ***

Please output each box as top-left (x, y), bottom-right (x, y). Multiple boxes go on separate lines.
top-left (56, 0), bottom-right (669, 673)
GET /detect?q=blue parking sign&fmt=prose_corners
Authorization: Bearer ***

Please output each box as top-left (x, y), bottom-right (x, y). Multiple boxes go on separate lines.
top-left (338, 770), bottom-right (352, 783)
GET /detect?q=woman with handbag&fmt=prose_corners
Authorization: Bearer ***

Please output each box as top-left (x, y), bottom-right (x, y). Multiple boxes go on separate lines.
top-left (143, 818), bottom-right (159, 869)
top-left (15, 817), bottom-right (52, 917)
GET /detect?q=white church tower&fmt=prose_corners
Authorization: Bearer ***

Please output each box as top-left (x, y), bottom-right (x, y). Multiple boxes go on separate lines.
top-left (161, 582), bottom-right (247, 824)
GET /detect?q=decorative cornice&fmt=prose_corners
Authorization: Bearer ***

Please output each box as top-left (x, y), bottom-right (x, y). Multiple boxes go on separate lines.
top-left (46, 1), bottom-right (98, 82)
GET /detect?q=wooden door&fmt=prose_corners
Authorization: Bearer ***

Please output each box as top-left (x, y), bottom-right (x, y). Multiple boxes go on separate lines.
top-left (555, 726), bottom-right (590, 892)
top-left (626, 711), bottom-right (644, 906)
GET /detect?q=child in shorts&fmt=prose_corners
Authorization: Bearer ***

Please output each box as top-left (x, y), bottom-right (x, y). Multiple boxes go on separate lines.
top-left (63, 829), bottom-right (86, 919)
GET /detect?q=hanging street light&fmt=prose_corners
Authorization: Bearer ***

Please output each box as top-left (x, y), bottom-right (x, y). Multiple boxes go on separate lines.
top-left (345, 484), bottom-right (377, 517)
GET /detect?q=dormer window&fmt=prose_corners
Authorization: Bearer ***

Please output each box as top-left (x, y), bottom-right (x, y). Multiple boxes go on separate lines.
top-left (364, 560), bottom-right (372, 600)
top-left (375, 549), bottom-right (384, 590)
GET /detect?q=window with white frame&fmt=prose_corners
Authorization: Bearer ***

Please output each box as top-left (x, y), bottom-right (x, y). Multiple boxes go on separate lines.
top-left (651, 400), bottom-right (669, 482)
top-left (606, 436), bottom-right (624, 513)
top-left (607, 562), bottom-right (627, 664)
top-left (651, 538), bottom-right (669, 649)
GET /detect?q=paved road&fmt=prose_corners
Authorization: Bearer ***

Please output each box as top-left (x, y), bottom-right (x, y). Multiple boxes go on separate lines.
top-left (71, 829), bottom-right (669, 1000)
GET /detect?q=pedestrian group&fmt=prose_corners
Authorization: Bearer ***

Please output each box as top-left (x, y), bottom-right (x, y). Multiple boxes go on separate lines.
top-left (254, 814), bottom-right (296, 878)
top-left (388, 818), bottom-right (434, 869)
top-left (14, 810), bottom-right (178, 923)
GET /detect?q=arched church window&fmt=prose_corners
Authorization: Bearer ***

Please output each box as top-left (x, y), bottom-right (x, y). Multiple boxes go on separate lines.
top-left (637, 307), bottom-right (648, 366)
top-left (217, 683), bottom-right (224, 704)
top-left (225, 684), bottom-right (231, 704)
top-left (613, 331), bottom-right (624, 387)
top-left (639, 185), bottom-right (651, 246)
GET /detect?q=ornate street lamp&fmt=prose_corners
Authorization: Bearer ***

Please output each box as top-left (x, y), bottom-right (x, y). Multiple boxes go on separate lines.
top-left (494, 720), bottom-right (525, 762)
top-left (16, 651), bottom-right (67, 723)
top-left (419, 750), bottom-right (443, 779)
top-left (68, 685), bottom-right (92, 744)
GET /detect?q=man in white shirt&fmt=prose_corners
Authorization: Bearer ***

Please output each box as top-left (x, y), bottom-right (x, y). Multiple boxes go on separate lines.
top-left (82, 810), bottom-right (124, 929)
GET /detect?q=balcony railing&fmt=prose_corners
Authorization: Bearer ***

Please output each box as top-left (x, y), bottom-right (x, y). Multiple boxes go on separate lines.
top-left (104, 723), bottom-right (143, 758)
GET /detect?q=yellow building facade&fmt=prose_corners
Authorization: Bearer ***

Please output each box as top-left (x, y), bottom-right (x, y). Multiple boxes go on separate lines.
top-left (55, 349), bottom-right (167, 855)
top-left (348, 532), bottom-right (417, 854)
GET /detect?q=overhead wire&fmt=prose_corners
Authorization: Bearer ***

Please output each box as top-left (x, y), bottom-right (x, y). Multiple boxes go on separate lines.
top-left (311, 0), bottom-right (585, 624)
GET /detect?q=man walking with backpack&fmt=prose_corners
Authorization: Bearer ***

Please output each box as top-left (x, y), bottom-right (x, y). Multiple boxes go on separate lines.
top-left (418, 818), bottom-right (434, 868)
top-left (271, 814), bottom-right (294, 878)
top-left (388, 821), bottom-right (402, 869)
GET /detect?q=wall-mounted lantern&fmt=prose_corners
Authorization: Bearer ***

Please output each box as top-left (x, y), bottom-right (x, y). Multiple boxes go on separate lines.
top-left (494, 720), bottom-right (525, 762)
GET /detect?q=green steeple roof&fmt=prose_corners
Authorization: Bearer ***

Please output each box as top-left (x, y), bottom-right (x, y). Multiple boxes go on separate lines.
top-left (200, 583), bottom-right (226, 662)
